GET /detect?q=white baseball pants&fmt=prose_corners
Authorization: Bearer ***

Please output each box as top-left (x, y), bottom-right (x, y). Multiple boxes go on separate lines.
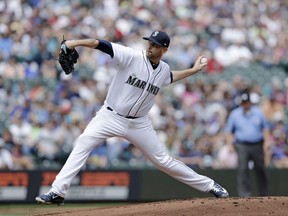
top-left (51, 107), bottom-right (214, 197)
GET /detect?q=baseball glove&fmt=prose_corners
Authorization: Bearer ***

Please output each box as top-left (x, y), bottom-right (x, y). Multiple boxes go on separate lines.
top-left (58, 40), bottom-right (79, 75)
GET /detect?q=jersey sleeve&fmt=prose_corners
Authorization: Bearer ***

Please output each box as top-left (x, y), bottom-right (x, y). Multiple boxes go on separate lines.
top-left (110, 43), bottom-right (136, 68)
top-left (95, 39), bottom-right (114, 58)
top-left (161, 64), bottom-right (173, 87)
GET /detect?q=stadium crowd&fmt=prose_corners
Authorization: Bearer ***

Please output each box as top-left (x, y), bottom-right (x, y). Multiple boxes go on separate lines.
top-left (0, 0), bottom-right (288, 170)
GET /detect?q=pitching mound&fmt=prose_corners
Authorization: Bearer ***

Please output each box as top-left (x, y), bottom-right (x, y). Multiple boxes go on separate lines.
top-left (32, 196), bottom-right (288, 216)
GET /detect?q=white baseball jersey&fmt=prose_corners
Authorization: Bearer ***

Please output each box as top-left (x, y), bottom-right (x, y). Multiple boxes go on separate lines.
top-left (105, 43), bottom-right (172, 117)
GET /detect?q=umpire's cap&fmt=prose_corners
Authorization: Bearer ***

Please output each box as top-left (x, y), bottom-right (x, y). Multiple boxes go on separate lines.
top-left (240, 92), bottom-right (251, 103)
top-left (143, 30), bottom-right (170, 48)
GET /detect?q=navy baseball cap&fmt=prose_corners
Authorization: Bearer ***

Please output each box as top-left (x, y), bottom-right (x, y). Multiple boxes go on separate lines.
top-left (143, 30), bottom-right (170, 48)
top-left (240, 92), bottom-right (251, 103)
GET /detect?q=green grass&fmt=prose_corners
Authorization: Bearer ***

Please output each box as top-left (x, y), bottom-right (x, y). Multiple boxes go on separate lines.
top-left (0, 203), bottom-right (126, 216)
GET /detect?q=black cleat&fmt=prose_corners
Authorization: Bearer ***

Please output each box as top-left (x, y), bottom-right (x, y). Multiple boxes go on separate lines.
top-left (210, 182), bottom-right (229, 198)
top-left (35, 191), bottom-right (64, 206)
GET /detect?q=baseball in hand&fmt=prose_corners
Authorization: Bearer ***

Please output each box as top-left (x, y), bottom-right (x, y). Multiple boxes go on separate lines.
top-left (200, 57), bottom-right (208, 64)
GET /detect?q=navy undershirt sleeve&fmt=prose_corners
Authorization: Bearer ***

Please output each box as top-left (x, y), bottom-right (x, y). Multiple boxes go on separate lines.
top-left (95, 39), bottom-right (114, 58)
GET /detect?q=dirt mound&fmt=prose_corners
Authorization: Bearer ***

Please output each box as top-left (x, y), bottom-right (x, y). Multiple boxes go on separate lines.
top-left (32, 196), bottom-right (288, 216)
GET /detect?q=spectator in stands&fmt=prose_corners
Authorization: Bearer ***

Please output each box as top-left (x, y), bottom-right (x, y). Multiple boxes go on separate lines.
top-left (2, 127), bottom-right (34, 170)
top-left (0, 138), bottom-right (13, 170)
top-left (11, 142), bottom-right (34, 170)
top-left (270, 120), bottom-right (288, 168)
top-left (261, 95), bottom-right (285, 126)
top-left (174, 137), bottom-right (204, 169)
top-left (8, 115), bottom-right (33, 152)
top-left (34, 121), bottom-right (61, 165)
top-left (215, 144), bottom-right (238, 169)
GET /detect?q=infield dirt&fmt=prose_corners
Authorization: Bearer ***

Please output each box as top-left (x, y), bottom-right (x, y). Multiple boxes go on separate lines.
top-left (27, 196), bottom-right (288, 216)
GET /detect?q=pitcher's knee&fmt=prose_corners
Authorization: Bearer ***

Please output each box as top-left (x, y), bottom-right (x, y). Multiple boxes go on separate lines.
top-left (150, 152), bottom-right (174, 169)
top-left (75, 134), bottom-right (87, 146)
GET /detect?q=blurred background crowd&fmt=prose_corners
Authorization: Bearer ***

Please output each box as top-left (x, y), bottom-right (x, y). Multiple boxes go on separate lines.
top-left (0, 0), bottom-right (288, 170)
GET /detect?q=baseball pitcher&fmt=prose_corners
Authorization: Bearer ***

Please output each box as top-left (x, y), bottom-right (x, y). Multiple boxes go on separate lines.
top-left (36, 30), bottom-right (229, 205)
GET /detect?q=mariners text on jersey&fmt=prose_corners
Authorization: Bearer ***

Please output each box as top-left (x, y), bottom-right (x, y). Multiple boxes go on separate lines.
top-left (125, 75), bottom-right (160, 95)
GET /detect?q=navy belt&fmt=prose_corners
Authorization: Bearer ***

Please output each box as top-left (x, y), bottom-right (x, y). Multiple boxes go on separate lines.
top-left (107, 106), bottom-right (139, 119)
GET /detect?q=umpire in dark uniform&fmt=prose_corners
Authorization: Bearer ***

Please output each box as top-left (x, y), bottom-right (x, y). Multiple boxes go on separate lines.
top-left (225, 91), bottom-right (270, 197)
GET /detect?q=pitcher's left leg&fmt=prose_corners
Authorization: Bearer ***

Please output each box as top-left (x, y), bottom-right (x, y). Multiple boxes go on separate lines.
top-left (126, 117), bottom-right (217, 194)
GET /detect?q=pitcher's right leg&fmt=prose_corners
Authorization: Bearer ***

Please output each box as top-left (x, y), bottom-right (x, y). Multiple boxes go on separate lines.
top-left (36, 107), bottom-right (127, 204)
